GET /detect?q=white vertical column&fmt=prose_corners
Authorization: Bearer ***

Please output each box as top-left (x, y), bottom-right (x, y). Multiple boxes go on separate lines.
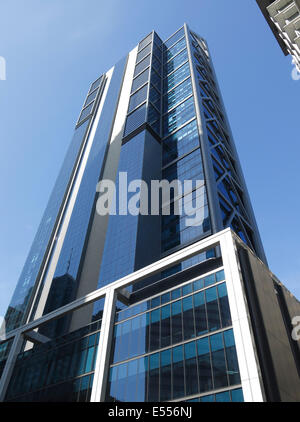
top-left (220, 231), bottom-right (265, 402)
top-left (0, 333), bottom-right (23, 402)
top-left (90, 288), bottom-right (117, 402)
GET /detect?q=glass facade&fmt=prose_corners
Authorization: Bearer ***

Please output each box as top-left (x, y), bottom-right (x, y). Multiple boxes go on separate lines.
top-left (2, 24), bottom-right (269, 403)
top-left (106, 270), bottom-right (242, 402)
top-left (5, 319), bottom-right (102, 402)
top-left (39, 57), bottom-right (128, 339)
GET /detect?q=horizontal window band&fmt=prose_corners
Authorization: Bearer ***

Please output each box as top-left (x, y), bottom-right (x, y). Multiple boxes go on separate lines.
top-left (122, 122), bottom-right (161, 146)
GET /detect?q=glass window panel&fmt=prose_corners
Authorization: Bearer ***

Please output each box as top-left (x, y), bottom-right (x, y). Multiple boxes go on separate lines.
top-left (139, 33), bottom-right (153, 51)
top-left (163, 77), bottom-right (192, 112)
top-left (163, 97), bottom-right (195, 137)
top-left (218, 284), bottom-right (232, 328)
top-left (231, 388), bottom-right (244, 402)
top-left (200, 394), bottom-right (214, 402)
top-left (78, 103), bottom-right (93, 123)
top-left (210, 334), bottom-right (228, 389)
top-left (84, 89), bottom-right (98, 107)
top-left (193, 278), bottom-right (204, 292)
top-left (171, 288), bottom-right (181, 301)
top-left (136, 43), bottom-right (152, 63)
top-left (182, 296), bottom-right (195, 340)
top-left (90, 77), bottom-right (102, 92)
top-left (134, 54), bottom-right (151, 77)
top-left (194, 291), bottom-right (208, 335)
top-left (164, 37), bottom-right (186, 61)
top-left (128, 84), bottom-right (148, 113)
top-left (164, 27), bottom-right (185, 49)
top-left (124, 104), bottom-right (147, 137)
top-left (161, 292), bottom-right (170, 304)
top-left (197, 337), bottom-right (213, 393)
top-left (204, 273), bottom-right (216, 286)
top-left (215, 391), bottom-right (231, 402)
top-left (161, 305), bottom-right (171, 348)
top-left (163, 120), bottom-right (200, 165)
top-left (148, 353), bottom-right (159, 402)
top-left (149, 85), bottom-right (161, 111)
top-left (182, 283), bottom-right (193, 296)
top-left (160, 349), bottom-right (172, 401)
top-left (172, 345), bottom-right (184, 399)
top-left (136, 357), bottom-right (148, 402)
top-left (206, 287), bottom-right (221, 332)
top-left (132, 68), bottom-right (150, 93)
top-left (164, 61), bottom-right (190, 93)
top-left (150, 68), bottom-right (161, 91)
top-left (164, 49), bottom-right (188, 76)
top-left (216, 270), bottom-right (225, 282)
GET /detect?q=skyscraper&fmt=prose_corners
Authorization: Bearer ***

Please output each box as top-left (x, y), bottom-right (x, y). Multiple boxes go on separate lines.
top-left (257, 0), bottom-right (300, 71)
top-left (0, 24), bottom-right (300, 403)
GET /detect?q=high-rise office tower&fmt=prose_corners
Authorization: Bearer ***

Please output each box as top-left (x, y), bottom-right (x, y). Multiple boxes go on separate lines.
top-left (0, 24), bottom-right (300, 403)
top-left (257, 0), bottom-right (300, 71)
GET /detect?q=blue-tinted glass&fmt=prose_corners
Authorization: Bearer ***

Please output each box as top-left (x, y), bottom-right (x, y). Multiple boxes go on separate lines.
top-left (182, 296), bottom-right (193, 312)
top-left (41, 60), bottom-right (127, 338)
top-left (206, 289), bottom-right (221, 332)
top-left (79, 103), bottom-right (93, 122)
top-left (132, 68), bottom-right (150, 93)
top-left (139, 33), bottom-right (152, 51)
top-left (215, 391), bottom-right (231, 402)
top-left (161, 349), bottom-right (171, 367)
top-left (182, 283), bottom-right (193, 296)
top-left (171, 288), bottom-right (181, 300)
top-left (171, 300), bottom-right (182, 316)
top-left (164, 37), bottom-right (186, 61)
top-left (162, 119), bottom-right (199, 166)
top-left (151, 309), bottom-right (160, 323)
top-left (164, 27), bottom-right (185, 49)
top-left (163, 97), bottom-right (195, 137)
top-left (134, 54), bottom-right (151, 77)
top-left (164, 49), bottom-right (188, 76)
top-left (163, 78), bottom-right (192, 112)
top-left (151, 296), bottom-right (161, 308)
top-left (149, 353), bottom-right (159, 370)
top-left (216, 270), bottom-right (225, 282)
top-left (124, 104), bottom-right (147, 137)
top-left (223, 329), bottom-right (235, 348)
top-left (90, 76), bottom-right (102, 92)
top-left (204, 274), bottom-right (216, 286)
top-left (149, 85), bottom-right (161, 111)
top-left (128, 84), bottom-right (148, 113)
top-left (5, 118), bottom-right (90, 331)
top-left (84, 89), bottom-right (98, 107)
top-left (231, 388), bottom-right (244, 402)
top-left (161, 292), bottom-right (170, 304)
top-left (184, 341), bottom-right (196, 359)
top-left (136, 43), bottom-right (152, 63)
top-left (193, 278), bottom-right (204, 292)
top-left (164, 61), bottom-right (190, 93)
top-left (172, 345), bottom-right (183, 363)
top-left (200, 394), bottom-right (214, 402)
top-left (150, 69), bottom-right (161, 91)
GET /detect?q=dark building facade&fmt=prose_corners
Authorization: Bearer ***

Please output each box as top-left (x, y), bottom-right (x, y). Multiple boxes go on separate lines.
top-left (0, 24), bottom-right (299, 403)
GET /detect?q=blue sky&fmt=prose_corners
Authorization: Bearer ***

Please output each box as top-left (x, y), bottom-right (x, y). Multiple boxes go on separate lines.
top-left (0, 0), bottom-right (299, 318)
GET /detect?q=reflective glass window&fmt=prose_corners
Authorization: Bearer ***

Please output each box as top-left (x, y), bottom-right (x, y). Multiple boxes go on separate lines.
top-left (132, 68), bottom-right (150, 93)
top-left (164, 49), bottom-right (188, 76)
top-left (164, 37), bottom-right (186, 61)
top-left (134, 54), bottom-right (151, 77)
top-left (128, 84), bottom-right (148, 113)
top-left (163, 97), bottom-right (195, 137)
top-left (124, 104), bottom-right (147, 137)
top-left (164, 61), bottom-right (190, 93)
top-left (164, 27), bottom-right (185, 49)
